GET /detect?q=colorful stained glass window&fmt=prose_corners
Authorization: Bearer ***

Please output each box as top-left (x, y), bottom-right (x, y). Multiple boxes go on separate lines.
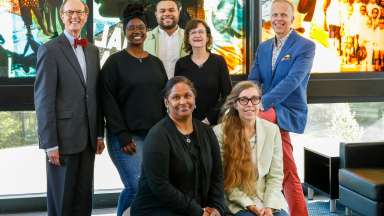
top-left (261, 0), bottom-right (384, 73)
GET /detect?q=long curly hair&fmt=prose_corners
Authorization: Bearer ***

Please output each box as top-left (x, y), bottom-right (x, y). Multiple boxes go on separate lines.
top-left (220, 81), bottom-right (262, 196)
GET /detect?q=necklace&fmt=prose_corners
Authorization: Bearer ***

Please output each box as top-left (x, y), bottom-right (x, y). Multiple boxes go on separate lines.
top-left (126, 49), bottom-right (146, 63)
top-left (184, 134), bottom-right (191, 144)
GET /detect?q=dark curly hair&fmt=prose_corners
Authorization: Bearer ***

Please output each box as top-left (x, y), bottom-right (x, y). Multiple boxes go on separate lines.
top-left (155, 0), bottom-right (181, 11)
top-left (162, 76), bottom-right (197, 99)
top-left (121, 3), bottom-right (148, 32)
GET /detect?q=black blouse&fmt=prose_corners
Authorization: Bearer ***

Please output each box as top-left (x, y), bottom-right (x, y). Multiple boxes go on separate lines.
top-left (130, 116), bottom-right (225, 216)
top-left (182, 131), bottom-right (203, 205)
top-left (174, 53), bottom-right (232, 124)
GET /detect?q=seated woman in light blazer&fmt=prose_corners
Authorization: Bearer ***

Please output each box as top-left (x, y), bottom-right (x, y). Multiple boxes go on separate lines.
top-left (213, 81), bottom-right (288, 216)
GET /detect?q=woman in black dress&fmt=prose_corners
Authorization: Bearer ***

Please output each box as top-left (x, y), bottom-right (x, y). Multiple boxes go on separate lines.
top-left (99, 4), bottom-right (167, 216)
top-left (174, 19), bottom-right (232, 125)
top-left (131, 76), bottom-right (225, 216)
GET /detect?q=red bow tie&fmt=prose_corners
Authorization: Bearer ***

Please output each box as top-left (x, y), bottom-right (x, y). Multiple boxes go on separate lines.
top-left (74, 38), bottom-right (88, 48)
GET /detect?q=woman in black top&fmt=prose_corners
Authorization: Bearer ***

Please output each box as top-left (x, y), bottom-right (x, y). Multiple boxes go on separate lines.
top-left (131, 76), bottom-right (225, 216)
top-left (100, 4), bottom-right (167, 216)
top-left (175, 19), bottom-right (232, 125)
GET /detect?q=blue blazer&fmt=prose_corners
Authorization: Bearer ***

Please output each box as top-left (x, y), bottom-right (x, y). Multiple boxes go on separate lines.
top-left (248, 31), bottom-right (315, 133)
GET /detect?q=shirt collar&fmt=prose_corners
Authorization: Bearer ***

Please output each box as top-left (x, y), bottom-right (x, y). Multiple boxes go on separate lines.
top-left (64, 30), bottom-right (77, 46)
top-left (159, 26), bottom-right (180, 37)
top-left (274, 28), bottom-right (293, 47)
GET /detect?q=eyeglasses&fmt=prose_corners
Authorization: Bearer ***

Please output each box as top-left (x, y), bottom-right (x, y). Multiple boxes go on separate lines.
top-left (63, 10), bottom-right (86, 16)
top-left (190, 29), bottom-right (206, 35)
top-left (126, 25), bottom-right (146, 31)
top-left (236, 96), bottom-right (261, 105)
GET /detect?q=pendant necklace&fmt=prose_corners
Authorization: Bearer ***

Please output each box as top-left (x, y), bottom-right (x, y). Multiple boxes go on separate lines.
top-left (127, 49), bottom-right (144, 63)
top-left (184, 134), bottom-right (191, 144)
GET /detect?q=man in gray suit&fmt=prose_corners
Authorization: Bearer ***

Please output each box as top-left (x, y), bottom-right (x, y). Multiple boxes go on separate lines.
top-left (34, 0), bottom-right (105, 215)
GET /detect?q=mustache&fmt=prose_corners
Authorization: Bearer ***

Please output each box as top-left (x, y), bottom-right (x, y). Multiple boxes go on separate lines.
top-left (161, 15), bottom-right (175, 20)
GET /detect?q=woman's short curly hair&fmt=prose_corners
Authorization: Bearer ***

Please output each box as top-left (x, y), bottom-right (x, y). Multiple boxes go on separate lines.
top-left (183, 19), bottom-right (213, 54)
top-left (121, 3), bottom-right (148, 32)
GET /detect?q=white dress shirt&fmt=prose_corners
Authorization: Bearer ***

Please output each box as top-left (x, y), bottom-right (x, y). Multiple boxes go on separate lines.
top-left (158, 27), bottom-right (183, 79)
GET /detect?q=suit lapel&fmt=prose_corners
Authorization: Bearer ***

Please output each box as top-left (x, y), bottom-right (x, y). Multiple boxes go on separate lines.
top-left (256, 118), bottom-right (266, 160)
top-left (153, 27), bottom-right (160, 56)
top-left (273, 30), bottom-right (298, 72)
top-left (266, 39), bottom-right (274, 75)
top-left (263, 39), bottom-right (274, 90)
top-left (58, 34), bottom-right (86, 88)
top-left (83, 46), bottom-right (92, 85)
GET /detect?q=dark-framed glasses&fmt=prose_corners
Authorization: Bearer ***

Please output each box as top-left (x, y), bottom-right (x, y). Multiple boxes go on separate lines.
top-left (63, 10), bottom-right (86, 16)
top-left (236, 96), bottom-right (261, 105)
top-left (126, 24), bottom-right (146, 31)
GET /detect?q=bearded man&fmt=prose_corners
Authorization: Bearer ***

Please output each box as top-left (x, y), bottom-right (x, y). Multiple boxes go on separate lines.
top-left (144, 0), bottom-right (187, 78)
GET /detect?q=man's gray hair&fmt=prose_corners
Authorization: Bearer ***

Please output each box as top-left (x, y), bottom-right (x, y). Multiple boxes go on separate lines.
top-left (60, 0), bottom-right (89, 14)
top-left (271, 0), bottom-right (295, 15)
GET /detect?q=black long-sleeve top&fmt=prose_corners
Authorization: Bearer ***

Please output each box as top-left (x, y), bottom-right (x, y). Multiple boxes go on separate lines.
top-left (174, 53), bottom-right (232, 124)
top-left (100, 50), bottom-right (167, 146)
top-left (130, 116), bottom-right (225, 216)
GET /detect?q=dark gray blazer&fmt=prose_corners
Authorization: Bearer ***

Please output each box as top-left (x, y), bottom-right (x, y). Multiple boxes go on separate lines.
top-left (34, 34), bottom-right (103, 154)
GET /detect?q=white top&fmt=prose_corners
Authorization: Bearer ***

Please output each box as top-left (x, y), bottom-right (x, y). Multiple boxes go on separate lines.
top-left (158, 27), bottom-right (183, 79)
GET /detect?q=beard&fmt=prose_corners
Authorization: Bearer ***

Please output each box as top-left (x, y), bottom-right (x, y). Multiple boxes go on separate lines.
top-left (159, 17), bottom-right (178, 30)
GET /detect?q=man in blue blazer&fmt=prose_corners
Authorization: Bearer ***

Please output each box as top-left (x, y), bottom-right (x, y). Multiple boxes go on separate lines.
top-left (248, 0), bottom-right (315, 215)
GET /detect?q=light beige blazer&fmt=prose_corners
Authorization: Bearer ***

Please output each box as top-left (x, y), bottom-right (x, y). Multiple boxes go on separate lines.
top-left (213, 117), bottom-right (287, 214)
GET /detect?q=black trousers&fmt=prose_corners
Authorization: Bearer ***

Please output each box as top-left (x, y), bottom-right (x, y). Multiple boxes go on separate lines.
top-left (46, 144), bottom-right (95, 216)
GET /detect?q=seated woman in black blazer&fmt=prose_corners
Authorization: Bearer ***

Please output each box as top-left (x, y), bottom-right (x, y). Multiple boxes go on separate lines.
top-left (131, 76), bottom-right (225, 216)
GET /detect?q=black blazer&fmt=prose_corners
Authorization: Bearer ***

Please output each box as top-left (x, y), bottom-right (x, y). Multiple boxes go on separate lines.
top-left (131, 116), bottom-right (225, 216)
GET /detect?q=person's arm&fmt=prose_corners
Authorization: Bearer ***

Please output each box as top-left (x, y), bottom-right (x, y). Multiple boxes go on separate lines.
top-left (206, 128), bottom-right (226, 215)
top-left (95, 47), bottom-right (105, 154)
top-left (227, 187), bottom-right (264, 210)
top-left (261, 41), bottom-right (315, 110)
top-left (262, 125), bottom-right (284, 210)
top-left (174, 59), bottom-right (181, 77)
top-left (158, 57), bottom-right (168, 82)
top-left (206, 56), bottom-right (232, 124)
top-left (34, 45), bottom-right (58, 150)
top-left (35, 45), bottom-right (61, 166)
top-left (95, 48), bottom-right (105, 138)
top-left (100, 56), bottom-right (132, 147)
top-left (143, 127), bottom-right (204, 216)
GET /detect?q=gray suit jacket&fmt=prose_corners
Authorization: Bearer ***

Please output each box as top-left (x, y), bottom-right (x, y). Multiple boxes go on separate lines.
top-left (34, 34), bottom-right (103, 154)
